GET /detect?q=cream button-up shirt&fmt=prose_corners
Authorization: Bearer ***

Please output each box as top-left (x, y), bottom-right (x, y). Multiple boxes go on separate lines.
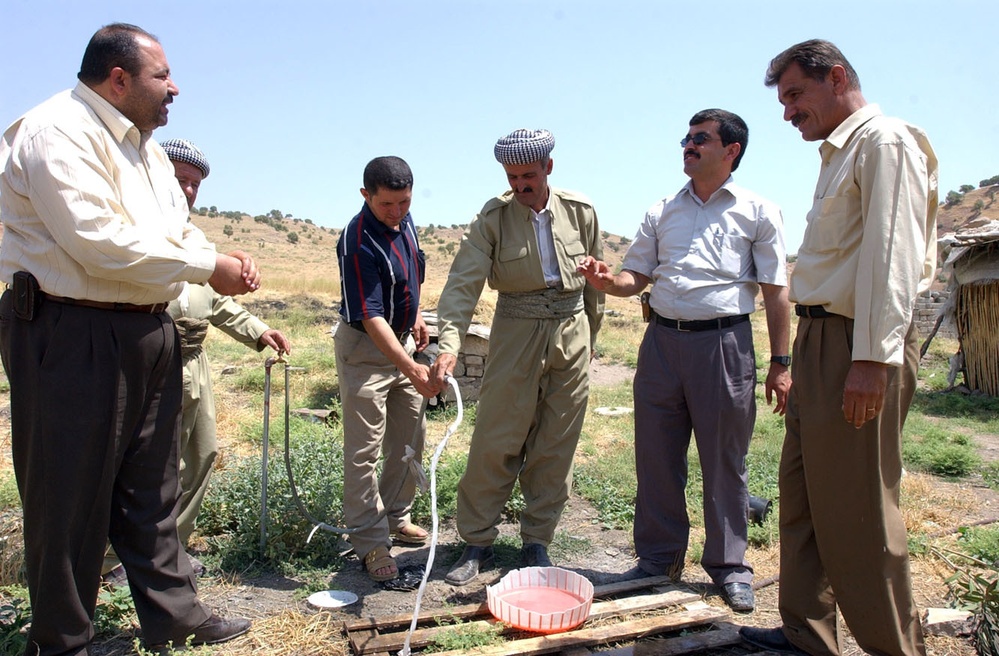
top-left (0, 82), bottom-right (217, 304)
top-left (790, 104), bottom-right (938, 365)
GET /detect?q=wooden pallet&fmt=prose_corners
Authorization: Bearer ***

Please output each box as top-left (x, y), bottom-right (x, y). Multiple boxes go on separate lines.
top-left (343, 576), bottom-right (737, 656)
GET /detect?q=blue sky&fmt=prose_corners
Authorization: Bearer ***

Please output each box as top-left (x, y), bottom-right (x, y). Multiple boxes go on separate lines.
top-left (1, 0), bottom-right (996, 253)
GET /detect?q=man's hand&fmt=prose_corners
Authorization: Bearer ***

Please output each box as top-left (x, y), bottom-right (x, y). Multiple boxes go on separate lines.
top-left (765, 364), bottom-right (792, 415)
top-left (430, 352), bottom-right (457, 389)
top-left (227, 250), bottom-right (261, 291)
top-left (408, 362), bottom-right (438, 398)
top-left (412, 314), bottom-right (430, 352)
top-left (842, 360), bottom-right (889, 428)
top-left (576, 256), bottom-right (613, 291)
top-left (208, 253), bottom-right (260, 295)
top-left (259, 329), bottom-right (291, 355)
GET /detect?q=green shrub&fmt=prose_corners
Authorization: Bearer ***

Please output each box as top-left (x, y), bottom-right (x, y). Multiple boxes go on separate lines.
top-left (199, 418), bottom-right (348, 572)
top-left (903, 427), bottom-right (981, 477)
top-left (0, 586), bottom-right (30, 655)
top-left (958, 526), bottom-right (999, 566)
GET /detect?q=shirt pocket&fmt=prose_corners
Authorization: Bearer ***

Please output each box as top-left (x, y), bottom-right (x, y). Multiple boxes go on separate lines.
top-left (806, 196), bottom-right (859, 254)
top-left (719, 234), bottom-right (750, 278)
top-left (499, 245), bottom-right (528, 262)
top-left (560, 238), bottom-right (586, 261)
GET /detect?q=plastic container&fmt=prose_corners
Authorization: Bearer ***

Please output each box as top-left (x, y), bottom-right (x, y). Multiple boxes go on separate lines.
top-left (486, 567), bottom-right (593, 634)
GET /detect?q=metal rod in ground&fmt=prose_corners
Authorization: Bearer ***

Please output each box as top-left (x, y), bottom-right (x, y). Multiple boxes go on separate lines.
top-left (261, 356), bottom-right (283, 557)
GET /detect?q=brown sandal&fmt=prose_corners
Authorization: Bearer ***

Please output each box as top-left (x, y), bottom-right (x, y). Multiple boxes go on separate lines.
top-left (390, 524), bottom-right (429, 545)
top-left (363, 546), bottom-right (398, 581)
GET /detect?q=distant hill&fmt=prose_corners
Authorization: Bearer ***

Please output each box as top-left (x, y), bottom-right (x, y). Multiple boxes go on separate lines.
top-left (937, 183), bottom-right (999, 235)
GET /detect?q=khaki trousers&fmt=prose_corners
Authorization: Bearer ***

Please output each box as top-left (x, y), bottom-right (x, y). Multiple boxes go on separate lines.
top-left (456, 311), bottom-right (590, 546)
top-left (175, 350), bottom-right (218, 545)
top-left (334, 325), bottom-right (424, 560)
top-left (779, 316), bottom-right (924, 656)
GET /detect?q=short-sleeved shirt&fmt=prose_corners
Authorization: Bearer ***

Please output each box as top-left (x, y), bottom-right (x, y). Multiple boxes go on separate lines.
top-left (621, 177), bottom-right (787, 321)
top-left (337, 203), bottom-right (425, 333)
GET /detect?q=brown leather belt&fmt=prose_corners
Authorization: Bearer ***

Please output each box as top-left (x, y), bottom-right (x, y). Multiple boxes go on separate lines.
top-left (794, 304), bottom-right (839, 319)
top-left (653, 312), bottom-right (749, 332)
top-left (44, 293), bottom-right (168, 314)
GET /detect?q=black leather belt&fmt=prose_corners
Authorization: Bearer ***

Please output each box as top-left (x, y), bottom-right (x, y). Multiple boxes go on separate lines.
top-left (794, 304), bottom-right (839, 319)
top-left (44, 293), bottom-right (167, 314)
top-left (347, 321), bottom-right (410, 342)
top-left (653, 312), bottom-right (749, 332)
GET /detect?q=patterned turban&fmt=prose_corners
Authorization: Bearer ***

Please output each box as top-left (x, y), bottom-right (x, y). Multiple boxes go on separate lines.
top-left (160, 138), bottom-right (210, 178)
top-left (493, 129), bottom-right (555, 165)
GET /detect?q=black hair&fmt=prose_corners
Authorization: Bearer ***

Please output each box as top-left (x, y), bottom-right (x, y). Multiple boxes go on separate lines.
top-left (689, 108), bottom-right (749, 171)
top-left (77, 23), bottom-right (158, 85)
top-left (363, 156), bottom-right (413, 194)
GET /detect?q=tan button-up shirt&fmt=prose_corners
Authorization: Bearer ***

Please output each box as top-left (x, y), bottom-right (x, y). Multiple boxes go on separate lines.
top-left (436, 187), bottom-right (604, 354)
top-left (0, 82), bottom-right (217, 304)
top-left (790, 104), bottom-right (938, 365)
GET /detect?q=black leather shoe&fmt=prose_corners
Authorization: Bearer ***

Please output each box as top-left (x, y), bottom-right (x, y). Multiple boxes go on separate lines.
top-left (739, 626), bottom-right (809, 655)
top-left (445, 545), bottom-right (495, 586)
top-left (722, 581), bottom-right (755, 612)
top-left (521, 543), bottom-right (552, 567)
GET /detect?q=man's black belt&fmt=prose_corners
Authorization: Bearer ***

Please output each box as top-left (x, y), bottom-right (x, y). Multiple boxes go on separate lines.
top-left (653, 312), bottom-right (749, 332)
top-left (794, 304), bottom-right (839, 319)
top-left (44, 293), bottom-right (167, 314)
top-left (347, 321), bottom-right (410, 342)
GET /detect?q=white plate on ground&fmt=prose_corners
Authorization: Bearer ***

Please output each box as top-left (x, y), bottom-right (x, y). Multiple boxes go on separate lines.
top-left (308, 590), bottom-right (358, 608)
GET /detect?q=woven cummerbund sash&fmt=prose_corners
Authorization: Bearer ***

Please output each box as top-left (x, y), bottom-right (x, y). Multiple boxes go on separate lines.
top-left (495, 287), bottom-right (584, 320)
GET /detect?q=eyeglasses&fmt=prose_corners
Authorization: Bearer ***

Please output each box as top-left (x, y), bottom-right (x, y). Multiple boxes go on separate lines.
top-left (680, 132), bottom-right (717, 148)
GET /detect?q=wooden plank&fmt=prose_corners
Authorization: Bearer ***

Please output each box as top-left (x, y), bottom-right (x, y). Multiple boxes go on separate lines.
top-left (348, 627), bottom-right (389, 656)
top-left (342, 575), bottom-right (676, 632)
top-left (584, 622), bottom-right (741, 655)
top-left (428, 605), bottom-right (728, 656)
top-left (349, 588), bottom-right (705, 654)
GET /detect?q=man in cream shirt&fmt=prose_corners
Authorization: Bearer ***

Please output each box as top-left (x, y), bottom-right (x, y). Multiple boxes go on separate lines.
top-left (0, 23), bottom-right (257, 653)
top-left (739, 39), bottom-right (937, 656)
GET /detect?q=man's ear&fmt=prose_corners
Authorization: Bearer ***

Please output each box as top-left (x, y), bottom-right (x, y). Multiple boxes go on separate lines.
top-left (828, 64), bottom-right (849, 94)
top-left (725, 142), bottom-right (741, 164)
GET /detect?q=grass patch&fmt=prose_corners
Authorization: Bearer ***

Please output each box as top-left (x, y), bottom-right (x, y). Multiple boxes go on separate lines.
top-left (903, 420), bottom-right (981, 477)
top-left (957, 525), bottom-right (999, 565)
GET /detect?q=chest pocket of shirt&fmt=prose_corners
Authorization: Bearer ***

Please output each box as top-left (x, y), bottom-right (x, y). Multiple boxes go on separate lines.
top-left (807, 196), bottom-right (859, 254)
top-left (499, 245), bottom-right (528, 262)
top-left (719, 234), bottom-right (749, 277)
top-left (560, 238), bottom-right (586, 261)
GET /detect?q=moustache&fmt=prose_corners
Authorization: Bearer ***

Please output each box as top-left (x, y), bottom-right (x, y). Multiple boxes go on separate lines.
top-left (516, 186), bottom-right (534, 193)
top-left (790, 113), bottom-right (806, 128)
top-left (683, 149), bottom-right (699, 159)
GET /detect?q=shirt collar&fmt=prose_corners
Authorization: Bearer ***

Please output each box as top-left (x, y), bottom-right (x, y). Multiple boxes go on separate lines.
top-left (680, 175), bottom-right (735, 205)
top-left (72, 81), bottom-right (145, 149)
top-left (823, 103), bottom-right (882, 152)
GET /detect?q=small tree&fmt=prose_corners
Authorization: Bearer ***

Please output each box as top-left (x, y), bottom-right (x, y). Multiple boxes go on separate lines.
top-left (960, 184), bottom-right (976, 193)
top-left (287, 231), bottom-right (299, 245)
top-left (223, 224), bottom-right (234, 238)
top-left (945, 190), bottom-right (964, 207)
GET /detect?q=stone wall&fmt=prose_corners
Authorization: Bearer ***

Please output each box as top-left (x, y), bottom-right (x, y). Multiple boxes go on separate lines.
top-left (914, 289), bottom-right (956, 339)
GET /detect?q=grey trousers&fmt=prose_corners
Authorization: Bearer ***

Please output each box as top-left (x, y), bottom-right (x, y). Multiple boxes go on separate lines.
top-left (632, 319), bottom-right (756, 585)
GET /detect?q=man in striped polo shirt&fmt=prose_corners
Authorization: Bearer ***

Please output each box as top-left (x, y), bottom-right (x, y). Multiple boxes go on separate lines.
top-left (335, 156), bottom-right (437, 581)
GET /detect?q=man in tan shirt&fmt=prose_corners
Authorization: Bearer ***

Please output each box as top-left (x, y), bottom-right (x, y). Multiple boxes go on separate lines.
top-left (0, 23), bottom-right (257, 653)
top-left (739, 40), bottom-right (937, 656)
top-left (430, 129), bottom-right (603, 586)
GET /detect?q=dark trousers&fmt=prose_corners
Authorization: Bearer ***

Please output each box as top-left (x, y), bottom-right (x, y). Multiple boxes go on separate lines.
top-left (632, 319), bottom-right (756, 585)
top-left (779, 316), bottom-right (924, 656)
top-left (0, 292), bottom-right (209, 656)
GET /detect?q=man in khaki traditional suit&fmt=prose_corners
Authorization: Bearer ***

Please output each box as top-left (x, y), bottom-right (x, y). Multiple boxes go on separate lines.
top-left (430, 129), bottom-right (604, 586)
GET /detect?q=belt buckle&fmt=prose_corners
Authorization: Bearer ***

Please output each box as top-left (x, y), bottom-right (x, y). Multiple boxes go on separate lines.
top-left (675, 320), bottom-right (690, 332)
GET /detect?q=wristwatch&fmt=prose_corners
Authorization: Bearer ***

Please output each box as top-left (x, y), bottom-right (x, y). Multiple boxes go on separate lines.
top-left (770, 355), bottom-right (791, 367)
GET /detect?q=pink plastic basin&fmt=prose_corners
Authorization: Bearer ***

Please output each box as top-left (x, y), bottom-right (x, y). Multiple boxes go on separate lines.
top-left (486, 567), bottom-right (594, 634)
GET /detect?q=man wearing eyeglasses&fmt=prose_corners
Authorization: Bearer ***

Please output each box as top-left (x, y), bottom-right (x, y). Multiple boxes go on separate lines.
top-left (578, 108), bottom-right (790, 613)
top-left (738, 40), bottom-right (937, 656)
